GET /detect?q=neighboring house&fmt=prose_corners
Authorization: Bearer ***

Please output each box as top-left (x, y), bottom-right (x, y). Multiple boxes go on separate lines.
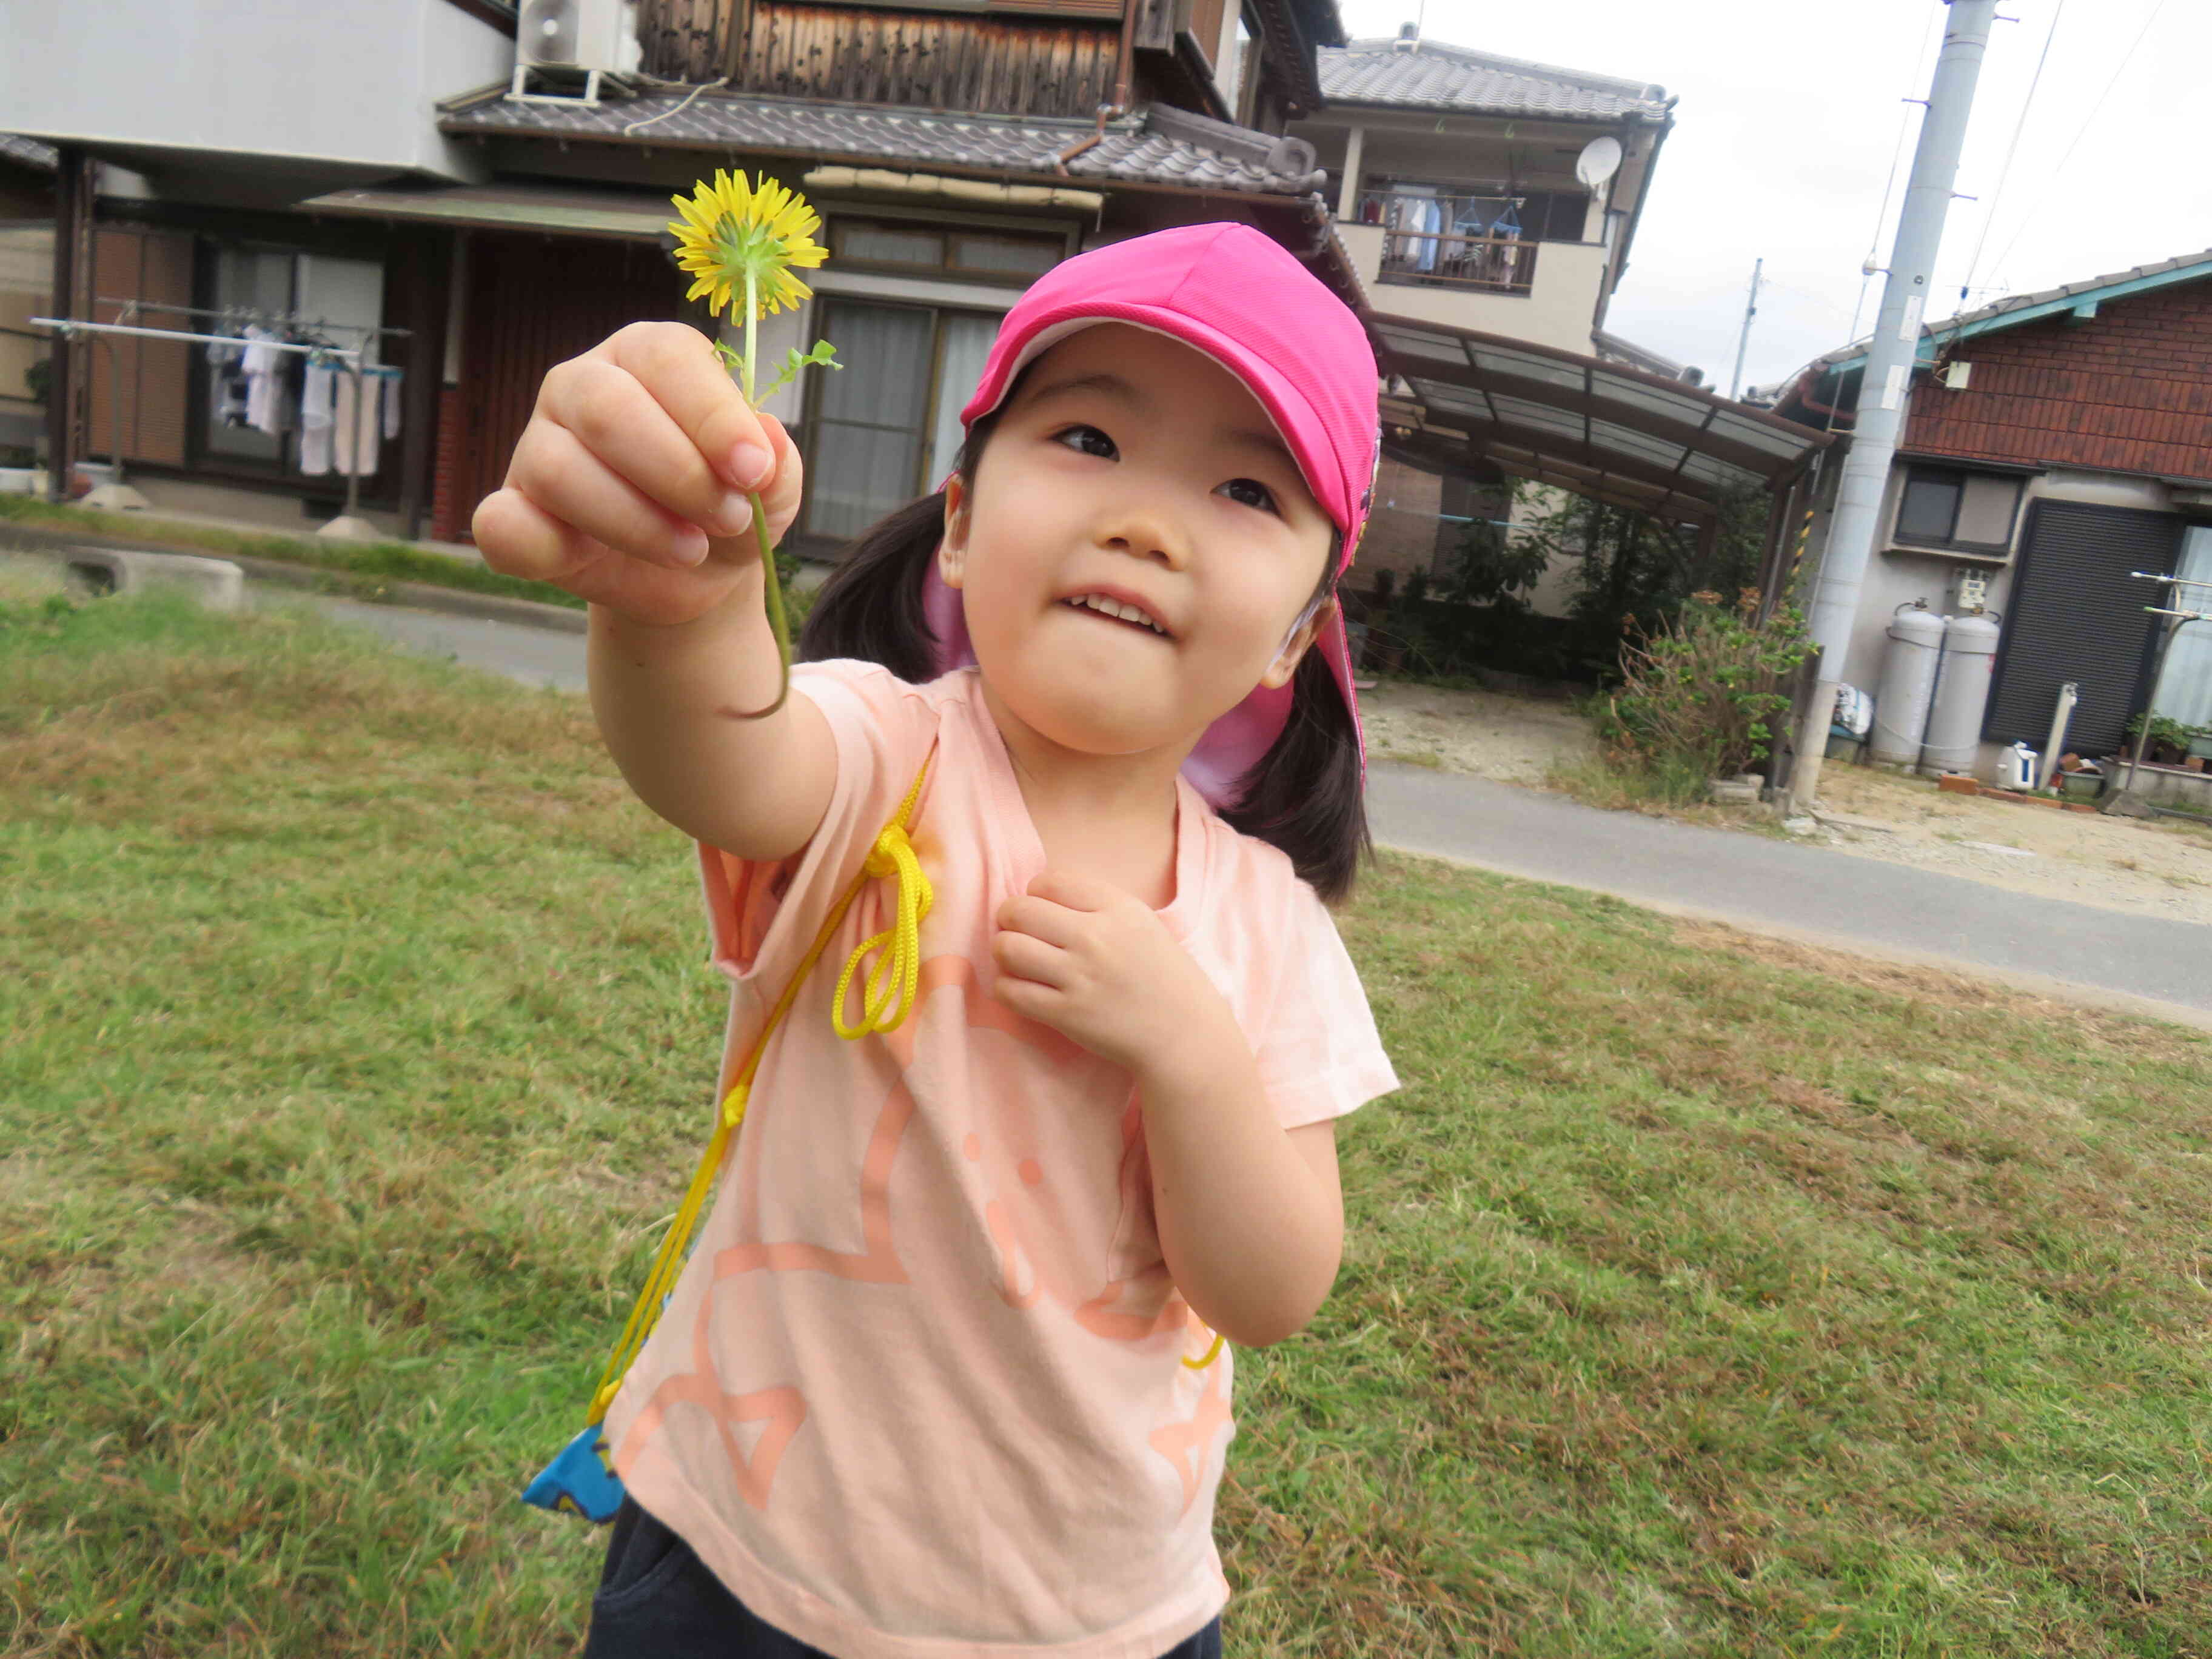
top-left (1771, 250), bottom-right (2212, 789)
top-left (1289, 24), bottom-right (1685, 602)
top-left (5, 0), bottom-right (1356, 548)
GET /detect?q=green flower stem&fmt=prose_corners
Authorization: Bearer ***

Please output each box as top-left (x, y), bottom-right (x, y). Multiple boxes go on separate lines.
top-left (734, 263), bottom-right (790, 719)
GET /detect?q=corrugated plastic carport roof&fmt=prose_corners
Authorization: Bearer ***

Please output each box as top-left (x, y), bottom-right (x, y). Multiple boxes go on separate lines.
top-left (1369, 314), bottom-right (1829, 524)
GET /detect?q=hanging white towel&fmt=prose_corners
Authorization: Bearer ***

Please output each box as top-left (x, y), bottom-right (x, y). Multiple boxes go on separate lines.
top-left (299, 361), bottom-right (336, 475)
top-left (242, 326), bottom-right (285, 436)
top-left (376, 366), bottom-right (403, 440)
top-left (332, 372), bottom-right (380, 477)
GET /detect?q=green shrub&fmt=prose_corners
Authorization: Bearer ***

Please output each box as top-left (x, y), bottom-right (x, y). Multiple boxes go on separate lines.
top-left (1594, 594), bottom-right (1811, 795)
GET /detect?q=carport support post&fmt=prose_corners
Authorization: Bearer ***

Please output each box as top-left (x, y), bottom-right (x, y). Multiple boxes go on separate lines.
top-left (1790, 0), bottom-right (1999, 812)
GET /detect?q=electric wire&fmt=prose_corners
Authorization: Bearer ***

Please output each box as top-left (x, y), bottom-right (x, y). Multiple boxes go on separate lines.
top-left (1958, 0), bottom-right (2066, 304)
top-left (1985, 0), bottom-right (2170, 287)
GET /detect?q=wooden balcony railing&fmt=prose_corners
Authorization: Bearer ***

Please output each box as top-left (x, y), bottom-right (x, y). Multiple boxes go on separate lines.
top-left (1354, 190), bottom-right (1540, 295)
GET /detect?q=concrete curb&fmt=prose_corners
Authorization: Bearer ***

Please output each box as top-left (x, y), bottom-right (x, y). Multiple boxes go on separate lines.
top-left (0, 518), bottom-right (588, 635)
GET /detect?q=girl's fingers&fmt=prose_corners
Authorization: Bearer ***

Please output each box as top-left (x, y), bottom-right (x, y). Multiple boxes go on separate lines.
top-left (1024, 868), bottom-right (1117, 912)
top-left (504, 420), bottom-right (720, 571)
top-left (991, 930), bottom-right (1069, 988)
top-left (472, 485), bottom-right (608, 586)
top-left (598, 320), bottom-right (780, 497)
top-left (543, 344), bottom-right (756, 542)
top-left (752, 412), bottom-right (805, 546)
top-left (995, 894), bottom-right (1086, 950)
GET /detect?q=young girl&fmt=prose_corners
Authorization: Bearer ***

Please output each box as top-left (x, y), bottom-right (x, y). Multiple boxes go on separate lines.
top-left (475, 222), bottom-right (1399, 1659)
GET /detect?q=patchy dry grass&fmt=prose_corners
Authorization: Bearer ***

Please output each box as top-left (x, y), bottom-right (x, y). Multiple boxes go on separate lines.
top-left (5, 586), bottom-right (2210, 1657)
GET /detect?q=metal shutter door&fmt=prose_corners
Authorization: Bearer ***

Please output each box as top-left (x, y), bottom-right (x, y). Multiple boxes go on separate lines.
top-left (1985, 500), bottom-right (2180, 754)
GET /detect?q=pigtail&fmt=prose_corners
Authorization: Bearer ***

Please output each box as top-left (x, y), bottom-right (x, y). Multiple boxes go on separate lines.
top-left (1223, 642), bottom-right (1370, 904)
top-left (795, 492), bottom-right (945, 680)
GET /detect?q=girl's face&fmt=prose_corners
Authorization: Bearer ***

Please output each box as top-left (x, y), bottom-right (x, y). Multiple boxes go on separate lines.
top-left (939, 323), bottom-right (1336, 762)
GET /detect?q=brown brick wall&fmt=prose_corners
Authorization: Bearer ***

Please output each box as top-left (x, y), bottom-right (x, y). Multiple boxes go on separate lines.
top-left (1904, 281), bottom-right (2212, 480)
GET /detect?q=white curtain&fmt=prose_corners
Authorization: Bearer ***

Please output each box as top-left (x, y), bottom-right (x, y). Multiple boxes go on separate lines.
top-left (924, 313), bottom-right (998, 494)
top-left (807, 303), bottom-right (933, 541)
top-left (2151, 524), bottom-right (2212, 729)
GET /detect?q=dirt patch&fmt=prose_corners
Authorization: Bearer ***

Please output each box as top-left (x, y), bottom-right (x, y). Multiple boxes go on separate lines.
top-left (1359, 679), bottom-right (1596, 785)
top-left (1805, 764), bottom-right (2212, 927)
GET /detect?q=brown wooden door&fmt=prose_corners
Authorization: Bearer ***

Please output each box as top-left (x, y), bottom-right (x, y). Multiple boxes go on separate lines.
top-left (453, 234), bottom-right (683, 535)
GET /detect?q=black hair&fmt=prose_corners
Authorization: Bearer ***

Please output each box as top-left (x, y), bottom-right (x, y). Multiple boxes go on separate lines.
top-left (797, 405), bottom-right (1371, 903)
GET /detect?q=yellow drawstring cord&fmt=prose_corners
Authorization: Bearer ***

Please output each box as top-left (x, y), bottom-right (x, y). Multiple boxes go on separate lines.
top-left (1184, 1332), bottom-right (1225, 1370)
top-left (829, 820), bottom-right (933, 1041)
top-left (586, 754), bottom-right (935, 1429)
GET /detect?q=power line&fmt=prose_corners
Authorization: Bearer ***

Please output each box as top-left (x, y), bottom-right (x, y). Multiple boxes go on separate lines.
top-left (1846, 2), bottom-right (1947, 349)
top-left (1958, 0), bottom-right (2066, 303)
top-left (1985, 0), bottom-right (2170, 287)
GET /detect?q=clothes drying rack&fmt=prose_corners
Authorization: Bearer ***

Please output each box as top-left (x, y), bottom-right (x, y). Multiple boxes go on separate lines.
top-left (32, 301), bottom-right (412, 535)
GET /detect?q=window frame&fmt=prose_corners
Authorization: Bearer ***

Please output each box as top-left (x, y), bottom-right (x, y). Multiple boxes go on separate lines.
top-left (1889, 461), bottom-right (2026, 560)
top-left (825, 216), bottom-right (1066, 289)
top-left (793, 297), bottom-right (1002, 554)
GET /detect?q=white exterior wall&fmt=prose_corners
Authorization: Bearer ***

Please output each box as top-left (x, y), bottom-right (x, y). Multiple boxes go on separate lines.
top-left (1336, 223), bottom-right (1606, 355)
top-left (1828, 457), bottom-right (2179, 780)
top-left (2, 0), bottom-right (510, 180)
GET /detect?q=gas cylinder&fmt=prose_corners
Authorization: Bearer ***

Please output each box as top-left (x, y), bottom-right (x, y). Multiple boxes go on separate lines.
top-left (1871, 603), bottom-right (1946, 766)
top-left (1919, 613), bottom-right (2002, 776)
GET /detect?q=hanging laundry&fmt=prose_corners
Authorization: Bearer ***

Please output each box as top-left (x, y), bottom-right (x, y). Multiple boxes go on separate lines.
top-left (332, 370), bottom-right (380, 477)
top-left (299, 359), bottom-right (337, 475)
top-left (241, 326), bottom-right (286, 435)
top-left (374, 366), bottom-right (403, 441)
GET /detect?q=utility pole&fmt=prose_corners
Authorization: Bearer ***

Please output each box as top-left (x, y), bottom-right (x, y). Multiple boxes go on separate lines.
top-left (1728, 257), bottom-right (1762, 401)
top-left (1789, 0), bottom-right (2000, 812)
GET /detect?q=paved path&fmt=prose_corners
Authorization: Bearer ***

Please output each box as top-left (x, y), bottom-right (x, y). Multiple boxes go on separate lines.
top-left (281, 590), bottom-right (2212, 1027)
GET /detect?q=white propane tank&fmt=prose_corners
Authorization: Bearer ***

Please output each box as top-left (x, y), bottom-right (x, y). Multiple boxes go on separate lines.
top-left (1919, 613), bottom-right (2002, 776)
top-left (1872, 603), bottom-right (1947, 765)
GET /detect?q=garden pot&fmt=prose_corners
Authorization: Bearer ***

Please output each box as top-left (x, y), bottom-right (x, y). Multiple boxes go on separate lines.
top-left (2058, 771), bottom-right (2104, 802)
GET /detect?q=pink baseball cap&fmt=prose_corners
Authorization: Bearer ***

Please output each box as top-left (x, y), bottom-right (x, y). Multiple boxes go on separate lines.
top-left (919, 221), bottom-right (1379, 808)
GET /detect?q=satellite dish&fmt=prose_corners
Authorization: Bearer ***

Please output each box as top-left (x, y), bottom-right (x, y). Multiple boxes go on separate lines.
top-left (1575, 136), bottom-right (1623, 193)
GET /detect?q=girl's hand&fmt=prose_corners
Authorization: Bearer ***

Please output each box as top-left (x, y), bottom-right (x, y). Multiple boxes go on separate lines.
top-left (991, 871), bottom-right (1235, 1077)
top-left (471, 321), bottom-right (805, 628)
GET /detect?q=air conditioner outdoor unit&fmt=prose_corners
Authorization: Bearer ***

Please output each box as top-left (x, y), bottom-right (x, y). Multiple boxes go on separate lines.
top-left (509, 0), bottom-right (642, 106)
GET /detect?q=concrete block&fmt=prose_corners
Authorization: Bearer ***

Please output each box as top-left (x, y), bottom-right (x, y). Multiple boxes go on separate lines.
top-left (60, 546), bottom-right (245, 613)
top-left (1936, 773), bottom-right (1980, 796)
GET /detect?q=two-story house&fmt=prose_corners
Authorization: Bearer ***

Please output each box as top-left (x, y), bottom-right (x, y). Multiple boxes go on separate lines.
top-left (1287, 25), bottom-right (1683, 597)
top-left (6, 0), bottom-right (1356, 550)
top-left (1770, 250), bottom-right (2212, 799)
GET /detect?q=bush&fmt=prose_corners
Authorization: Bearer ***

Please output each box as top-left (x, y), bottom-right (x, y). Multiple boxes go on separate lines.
top-left (1594, 592), bottom-right (1812, 798)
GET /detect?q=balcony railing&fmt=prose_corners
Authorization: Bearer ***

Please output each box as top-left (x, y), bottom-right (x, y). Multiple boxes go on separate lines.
top-left (1353, 191), bottom-right (1538, 295)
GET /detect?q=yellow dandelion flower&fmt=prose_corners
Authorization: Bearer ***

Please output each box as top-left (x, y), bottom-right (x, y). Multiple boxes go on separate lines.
top-left (667, 169), bottom-right (828, 323)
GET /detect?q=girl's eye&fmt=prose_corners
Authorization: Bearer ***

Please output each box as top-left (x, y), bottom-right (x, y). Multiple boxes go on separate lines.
top-left (1219, 477), bottom-right (1279, 513)
top-left (1053, 424), bottom-right (1117, 460)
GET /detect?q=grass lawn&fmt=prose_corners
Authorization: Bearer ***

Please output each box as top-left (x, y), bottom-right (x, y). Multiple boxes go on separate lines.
top-left (4, 578), bottom-right (2209, 1657)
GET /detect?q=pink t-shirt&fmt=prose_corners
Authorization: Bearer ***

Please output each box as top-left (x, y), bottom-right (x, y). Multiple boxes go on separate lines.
top-left (605, 660), bottom-right (1398, 1659)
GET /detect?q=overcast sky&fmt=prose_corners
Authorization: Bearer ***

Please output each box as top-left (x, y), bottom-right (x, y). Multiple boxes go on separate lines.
top-left (1333, 0), bottom-right (2212, 394)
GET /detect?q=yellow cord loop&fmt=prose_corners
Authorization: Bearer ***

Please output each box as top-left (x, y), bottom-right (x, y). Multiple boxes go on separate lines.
top-left (581, 752), bottom-right (936, 1431)
top-left (831, 823), bottom-right (933, 1040)
top-left (1183, 1332), bottom-right (1225, 1370)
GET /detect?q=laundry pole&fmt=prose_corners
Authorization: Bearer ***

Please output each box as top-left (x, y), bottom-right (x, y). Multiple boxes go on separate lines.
top-left (1791, 0), bottom-right (2000, 812)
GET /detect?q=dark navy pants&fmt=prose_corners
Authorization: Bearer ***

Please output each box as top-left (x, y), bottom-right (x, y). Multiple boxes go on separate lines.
top-left (583, 1497), bottom-right (1225, 1659)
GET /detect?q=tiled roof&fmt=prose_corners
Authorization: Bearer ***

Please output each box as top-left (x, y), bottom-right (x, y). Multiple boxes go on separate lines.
top-left (1, 134), bottom-right (59, 172)
top-left (1812, 247), bottom-right (2212, 369)
top-left (1319, 38), bottom-right (1671, 122)
top-left (439, 89), bottom-right (1326, 196)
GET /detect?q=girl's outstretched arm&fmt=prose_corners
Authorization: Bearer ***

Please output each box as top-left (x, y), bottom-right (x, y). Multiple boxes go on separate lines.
top-left (993, 872), bottom-right (1344, 1348)
top-left (474, 322), bottom-right (836, 860)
